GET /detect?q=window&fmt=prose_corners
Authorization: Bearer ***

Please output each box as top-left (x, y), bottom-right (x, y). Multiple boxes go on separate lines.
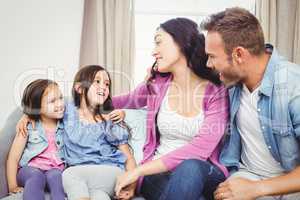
top-left (134, 0), bottom-right (255, 85)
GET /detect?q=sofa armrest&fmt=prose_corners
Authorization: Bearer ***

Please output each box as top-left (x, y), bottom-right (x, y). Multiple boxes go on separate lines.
top-left (0, 108), bottom-right (22, 198)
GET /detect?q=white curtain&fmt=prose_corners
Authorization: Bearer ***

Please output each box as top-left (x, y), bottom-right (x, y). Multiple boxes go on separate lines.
top-left (80, 0), bottom-right (135, 95)
top-left (255, 0), bottom-right (300, 64)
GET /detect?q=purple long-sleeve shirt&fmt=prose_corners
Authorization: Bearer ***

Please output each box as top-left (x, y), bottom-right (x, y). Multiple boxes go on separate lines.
top-left (113, 74), bottom-right (229, 178)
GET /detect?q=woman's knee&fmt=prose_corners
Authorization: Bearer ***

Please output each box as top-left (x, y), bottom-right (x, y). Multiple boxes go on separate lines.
top-left (175, 159), bottom-right (208, 178)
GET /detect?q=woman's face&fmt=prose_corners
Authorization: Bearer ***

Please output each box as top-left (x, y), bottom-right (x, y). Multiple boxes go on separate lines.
top-left (152, 29), bottom-right (184, 73)
top-left (87, 70), bottom-right (110, 107)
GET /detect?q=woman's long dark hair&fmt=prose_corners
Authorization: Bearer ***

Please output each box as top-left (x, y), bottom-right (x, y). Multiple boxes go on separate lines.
top-left (147, 18), bottom-right (220, 93)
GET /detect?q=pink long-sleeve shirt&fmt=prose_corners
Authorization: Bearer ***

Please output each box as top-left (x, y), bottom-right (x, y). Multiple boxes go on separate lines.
top-left (113, 74), bottom-right (229, 178)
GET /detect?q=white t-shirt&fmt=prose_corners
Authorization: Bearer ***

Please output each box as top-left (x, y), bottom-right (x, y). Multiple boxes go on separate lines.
top-left (236, 84), bottom-right (284, 177)
top-left (154, 89), bottom-right (204, 159)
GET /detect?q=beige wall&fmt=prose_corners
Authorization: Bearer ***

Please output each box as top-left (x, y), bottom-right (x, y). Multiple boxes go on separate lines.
top-left (0, 0), bottom-right (84, 130)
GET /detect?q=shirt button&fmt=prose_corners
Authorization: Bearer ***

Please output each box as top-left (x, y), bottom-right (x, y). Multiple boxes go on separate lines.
top-left (61, 157), bottom-right (65, 161)
top-left (262, 126), bottom-right (265, 130)
top-left (268, 146), bottom-right (271, 149)
top-left (257, 108), bottom-right (261, 112)
top-left (56, 141), bottom-right (60, 145)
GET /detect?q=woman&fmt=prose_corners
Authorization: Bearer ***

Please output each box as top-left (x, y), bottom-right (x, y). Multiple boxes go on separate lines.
top-left (113, 18), bottom-right (229, 200)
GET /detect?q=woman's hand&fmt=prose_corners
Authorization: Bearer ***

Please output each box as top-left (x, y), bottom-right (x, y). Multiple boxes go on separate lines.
top-left (115, 169), bottom-right (140, 197)
top-left (109, 109), bottom-right (126, 124)
top-left (9, 186), bottom-right (23, 194)
top-left (16, 114), bottom-right (34, 137)
top-left (115, 182), bottom-right (137, 200)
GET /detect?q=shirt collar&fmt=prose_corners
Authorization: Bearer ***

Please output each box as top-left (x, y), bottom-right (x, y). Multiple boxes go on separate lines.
top-left (27, 119), bottom-right (63, 131)
top-left (258, 44), bottom-right (281, 97)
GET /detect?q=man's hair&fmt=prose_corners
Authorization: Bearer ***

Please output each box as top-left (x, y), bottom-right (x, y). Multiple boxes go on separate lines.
top-left (201, 7), bottom-right (265, 56)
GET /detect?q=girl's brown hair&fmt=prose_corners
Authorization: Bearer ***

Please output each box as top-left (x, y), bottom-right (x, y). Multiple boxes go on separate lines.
top-left (72, 65), bottom-right (131, 136)
top-left (22, 79), bottom-right (58, 121)
top-left (72, 65), bottom-right (114, 117)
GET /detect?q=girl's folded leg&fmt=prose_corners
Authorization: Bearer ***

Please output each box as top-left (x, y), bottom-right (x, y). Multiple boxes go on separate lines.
top-left (62, 166), bottom-right (90, 200)
top-left (63, 165), bottom-right (123, 200)
top-left (45, 168), bottom-right (65, 200)
top-left (17, 166), bottom-right (47, 200)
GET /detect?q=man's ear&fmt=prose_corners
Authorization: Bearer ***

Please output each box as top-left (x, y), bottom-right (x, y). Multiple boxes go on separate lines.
top-left (232, 46), bottom-right (246, 64)
top-left (74, 83), bottom-right (82, 94)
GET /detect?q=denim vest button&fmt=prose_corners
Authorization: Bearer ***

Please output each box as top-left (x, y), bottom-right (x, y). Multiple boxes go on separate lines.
top-left (56, 141), bottom-right (60, 145)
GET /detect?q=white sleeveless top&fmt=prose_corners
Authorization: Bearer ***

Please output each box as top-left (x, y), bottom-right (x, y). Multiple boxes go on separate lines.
top-left (154, 89), bottom-right (204, 159)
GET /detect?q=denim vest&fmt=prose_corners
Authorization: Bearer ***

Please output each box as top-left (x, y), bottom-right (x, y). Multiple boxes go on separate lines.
top-left (19, 120), bottom-right (65, 167)
top-left (220, 45), bottom-right (300, 173)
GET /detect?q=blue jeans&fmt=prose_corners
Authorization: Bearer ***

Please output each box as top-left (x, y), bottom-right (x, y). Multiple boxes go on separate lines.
top-left (140, 159), bottom-right (225, 200)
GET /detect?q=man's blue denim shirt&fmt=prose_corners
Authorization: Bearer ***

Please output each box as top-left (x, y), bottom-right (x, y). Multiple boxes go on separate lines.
top-left (220, 44), bottom-right (300, 173)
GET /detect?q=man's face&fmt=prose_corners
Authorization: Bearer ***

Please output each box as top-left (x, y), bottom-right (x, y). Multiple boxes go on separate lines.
top-left (205, 31), bottom-right (244, 87)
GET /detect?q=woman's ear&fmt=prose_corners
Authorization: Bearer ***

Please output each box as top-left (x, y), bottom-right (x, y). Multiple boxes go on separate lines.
top-left (74, 83), bottom-right (82, 94)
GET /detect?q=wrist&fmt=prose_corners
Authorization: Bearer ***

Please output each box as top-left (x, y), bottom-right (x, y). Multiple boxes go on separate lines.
top-left (254, 180), bottom-right (270, 198)
top-left (8, 184), bottom-right (17, 191)
top-left (135, 166), bottom-right (144, 177)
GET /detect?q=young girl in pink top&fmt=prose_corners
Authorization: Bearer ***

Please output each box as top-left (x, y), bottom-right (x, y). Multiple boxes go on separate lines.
top-left (7, 79), bottom-right (65, 200)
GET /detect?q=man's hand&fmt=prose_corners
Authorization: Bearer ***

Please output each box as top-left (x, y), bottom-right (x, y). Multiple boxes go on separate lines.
top-left (214, 177), bottom-right (262, 200)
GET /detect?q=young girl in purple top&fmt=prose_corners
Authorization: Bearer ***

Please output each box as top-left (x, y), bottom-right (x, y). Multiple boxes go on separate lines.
top-left (113, 18), bottom-right (229, 200)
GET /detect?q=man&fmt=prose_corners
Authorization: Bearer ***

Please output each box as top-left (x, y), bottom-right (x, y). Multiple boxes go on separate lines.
top-left (201, 7), bottom-right (300, 200)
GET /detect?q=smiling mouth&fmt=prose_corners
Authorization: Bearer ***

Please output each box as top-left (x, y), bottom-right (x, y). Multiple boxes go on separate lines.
top-left (97, 92), bottom-right (105, 96)
top-left (55, 108), bottom-right (64, 113)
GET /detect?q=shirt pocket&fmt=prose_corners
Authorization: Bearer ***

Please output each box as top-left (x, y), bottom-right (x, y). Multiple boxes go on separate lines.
top-left (272, 126), bottom-right (298, 159)
top-left (272, 126), bottom-right (294, 137)
top-left (28, 131), bottom-right (44, 144)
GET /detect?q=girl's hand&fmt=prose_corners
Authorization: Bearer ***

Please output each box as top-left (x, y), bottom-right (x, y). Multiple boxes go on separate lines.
top-left (16, 115), bottom-right (34, 137)
top-left (9, 186), bottom-right (23, 194)
top-left (115, 170), bottom-right (140, 197)
top-left (109, 109), bottom-right (126, 124)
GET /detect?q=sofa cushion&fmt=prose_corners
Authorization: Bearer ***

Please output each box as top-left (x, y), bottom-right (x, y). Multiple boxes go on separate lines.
top-left (124, 109), bottom-right (147, 164)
